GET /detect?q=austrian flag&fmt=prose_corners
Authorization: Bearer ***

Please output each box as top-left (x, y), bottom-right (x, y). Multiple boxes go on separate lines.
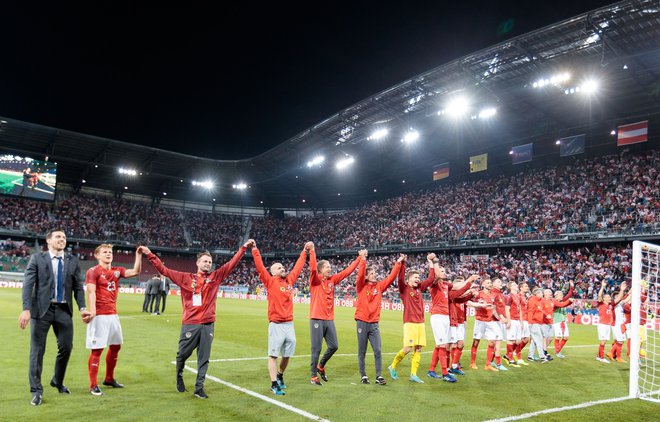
top-left (617, 120), bottom-right (648, 146)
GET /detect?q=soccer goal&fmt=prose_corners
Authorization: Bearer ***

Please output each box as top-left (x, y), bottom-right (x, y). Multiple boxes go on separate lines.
top-left (629, 240), bottom-right (659, 402)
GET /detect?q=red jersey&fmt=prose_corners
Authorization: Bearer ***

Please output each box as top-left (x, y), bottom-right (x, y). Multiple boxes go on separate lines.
top-left (428, 280), bottom-right (453, 316)
top-left (309, 250), bottom-right (360, 320)
top-left (354, 260), bottom-right (401, 323)
top-left (449, 292), bottom-right (472, 326)
top-left (519, 292), bottom-right (529, 322)
top-left (252, 248), bottom-right (307, 323)
top-left (597, 301), bottom-right (615, 326)
top-left (85, 265), bottom-right (126, 315)
top-left (541, 286), bottom-right (573, 324)
top-left (474, 290), bottom-right (496, 322)
top-left (399, 262), bottom-right (434, 323)
top-left (146, 247), bottom-right (246, 325)
top-left (527, 296), bottom-right (544, 324)
top-left (492, 288), bottom-right (506, 321)
top-left (505, 294), bottom-right (521, 321)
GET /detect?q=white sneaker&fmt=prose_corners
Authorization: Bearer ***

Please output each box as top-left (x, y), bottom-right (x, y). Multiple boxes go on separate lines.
top-left (596, 357), bottom-right (610, 364)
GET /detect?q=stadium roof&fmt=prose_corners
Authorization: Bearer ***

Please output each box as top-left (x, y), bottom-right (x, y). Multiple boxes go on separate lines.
top-left (1, 0), bottom-right (659, 210)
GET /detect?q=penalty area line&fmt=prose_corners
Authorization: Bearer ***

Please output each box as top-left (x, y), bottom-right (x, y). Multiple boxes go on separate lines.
top-left (483, 395), bottom-right (632, 422)
top-left (178, 363), bottom-right (330, 422)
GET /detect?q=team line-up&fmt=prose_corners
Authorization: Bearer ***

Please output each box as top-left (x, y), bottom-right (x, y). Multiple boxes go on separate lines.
top-left (18, 229), bottom-right (647, 405)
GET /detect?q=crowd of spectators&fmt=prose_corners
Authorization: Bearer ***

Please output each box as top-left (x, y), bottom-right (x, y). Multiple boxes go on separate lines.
top-left (184, 210), bottom-right (244, 250)
top-left (250, 150), bottom-right (659, 251)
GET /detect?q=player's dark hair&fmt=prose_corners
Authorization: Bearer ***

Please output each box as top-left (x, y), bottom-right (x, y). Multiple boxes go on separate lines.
top-left (46, 228), bottom-right (65, 240)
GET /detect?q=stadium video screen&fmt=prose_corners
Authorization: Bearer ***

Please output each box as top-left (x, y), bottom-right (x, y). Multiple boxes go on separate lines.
top-left (0, 154), bottom-right (57, 201)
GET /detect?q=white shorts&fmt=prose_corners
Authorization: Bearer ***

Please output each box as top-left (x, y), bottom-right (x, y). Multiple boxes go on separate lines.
top-left (521, 321), bottom-right (530, 338)
top-left (597, 324), bottom-right (612, 342)
top-left (86, 314), bottom-right (123, 349)
top-left (485, 321), bottom-right (504, 341)
top-left (450, 323), bottom-right (466, 343)
top-left (430, 314), bottom-right (451, 345)
top-left (473, 320), bottom-right (487, 340)
top-left (499, 322), bottom-right (507, 340)
top-left (553, 321), bottom-right (569, 338)
top-left (541, 324), bottom-right (553, 338)
top-left (268, 321), bottom-right (296, 357)
top-left (506, 320), bottom-right (522, 342)
top-left (612, 323), bottom-right (627, 342)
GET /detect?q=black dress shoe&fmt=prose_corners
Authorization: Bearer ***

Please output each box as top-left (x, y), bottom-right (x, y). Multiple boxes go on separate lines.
top-left (102, 379), bottom-right (125, 388)
top-left (30, 393), bottom-right (43, 406)
top-left (50, 379), bottom-right (71, 394)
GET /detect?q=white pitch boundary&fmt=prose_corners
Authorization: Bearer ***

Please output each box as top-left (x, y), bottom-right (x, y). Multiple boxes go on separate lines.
top-left (179, 364), bottom-right (330, 422)
top-left (483, 395), bottom-right (632, 421)
top-left (209, 344), bottom-right (594, 363)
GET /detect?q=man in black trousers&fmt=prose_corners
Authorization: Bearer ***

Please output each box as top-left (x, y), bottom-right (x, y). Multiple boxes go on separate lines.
top-left (19, 228), bottom-right (91, 406)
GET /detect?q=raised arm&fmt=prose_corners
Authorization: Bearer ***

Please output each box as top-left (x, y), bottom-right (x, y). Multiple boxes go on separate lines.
top-left (213, 241), bottom-right (249, 283)
top-left (251, 245), bottom-right (272, 287)
top-left (124, 247), bottom-right (143, 278)
top-left (287, 243), bottom-right (311, 285)
top-left (379, 255), bottom-right (404, 292)
top-left (309, 245), bottom-right (321, 286)
top-left (613, 281), bottom-right (628, 305)
top-left (356, 257), bottom-right (367, 293)
top-left (331, 252), bottom-right (363, 284)
top-left (419, 253), bottom-right (437, 292)
top-left (398, 257), bottom-right (407, 294)
top-left (139, 246), bottom-right (189, 289)
top-left (597, 282), bottom-right (605, 303)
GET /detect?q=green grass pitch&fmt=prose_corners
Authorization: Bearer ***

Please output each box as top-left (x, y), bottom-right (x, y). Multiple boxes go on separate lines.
top-left (1, 289), bottom-right (657, 421)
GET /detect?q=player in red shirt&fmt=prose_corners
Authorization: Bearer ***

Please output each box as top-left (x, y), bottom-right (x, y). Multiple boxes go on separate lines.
top-left (354, 252), bottom-right (404, 385)
top-left (595, 282), bottom-right (625, 363)
top-left (526, 287), bottom-right (546, 362)
top-left (447, 277), bottom-right (480, 374)
top-left (427, 269), bottom-right (474, 382)
top-left (540, 283), bottom-right (574, 360)
top-left (140, 242), bottom-right (248, 399)
top-left (467, 278), bottom-right (501, 371)
top-left (504, 281), bottom-right (523, 366)
top-left (308, 245), bottom-right (364, 385)
top-left (516, 282), bottom-right (531, 366)
top-left (85, 244), bottom-right (142, 396)
top-left (388, 253), bottom-right (435, 383)
top-left (490, 278), bottom-right (509, 371)
top-left (251, 240), bottom-right (311, 395)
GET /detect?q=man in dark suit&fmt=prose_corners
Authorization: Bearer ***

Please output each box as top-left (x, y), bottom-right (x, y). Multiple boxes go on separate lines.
top-left (156, 275), bottom-right (171, 314)
top-left (18, 228), bottom-right (90, 406)
top-left (142, 274), bottom-right (159, 313)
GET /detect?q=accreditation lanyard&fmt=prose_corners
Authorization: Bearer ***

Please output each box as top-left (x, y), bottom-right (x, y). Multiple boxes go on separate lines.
top-left (191, 274), bottom-right (207, 307)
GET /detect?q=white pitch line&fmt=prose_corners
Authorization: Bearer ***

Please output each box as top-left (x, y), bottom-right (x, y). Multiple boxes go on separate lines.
top-left (209, 344), bottom-right (595, 363)
top-left (180, 364), bottom-right (330, 422)
top-left (483, 395), bottom-right (632, 421)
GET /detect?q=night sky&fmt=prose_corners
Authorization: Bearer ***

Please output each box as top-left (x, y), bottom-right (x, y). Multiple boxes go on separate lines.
top-left (0, 1), bottom-right (613, 160)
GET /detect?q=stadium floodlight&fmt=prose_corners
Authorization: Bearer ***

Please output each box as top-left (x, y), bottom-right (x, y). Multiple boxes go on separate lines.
top-left (509, 150), bottom-right (514, 155)
top-left (401, 129), bottom-right (420, 143)
top-left (302, 199), bottom-right (306, 203)
top-left (124, 186), bottom-right (128, 190)
top-left (611, 130), bottom-right (617, 135)
top-left (581, 79), bottom-right (599, 95)
top-left (556, 140), bottom-right (561, 145)
top-left (192, 180), bottom-right (214, 189)
top-left (306, 155), bottom-right (325, 168)
top-left (444, 97), bottom-right (469, 118)
top-left (532, 72), bottom-right (570, 89)
top-left (118, 167), bottom-right (138, 176)
top-left (162, 192), bottom-right (167, 196)
top-left (232, 182), bottom-right (248, 190)
top-left (478, 107), bottom-right (497, 119)
top-left (336, 156), bottom-right (355, 170)
top-left (82, 179), bottom-right (86, 184)
top-left (368, 128), bottom-right (389, 141)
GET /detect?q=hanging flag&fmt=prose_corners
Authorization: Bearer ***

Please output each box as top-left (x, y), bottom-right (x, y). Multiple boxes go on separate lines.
top-left (469, 153), bottom-right (488, 173)
top-left (559, 134), bottom-right (586, 157)
top-left (617, 120), bottom-right (648, 146)
top-left (432, 162), bottom-right (450, 181)
top-left (511, 143), bottom-right (533, 164)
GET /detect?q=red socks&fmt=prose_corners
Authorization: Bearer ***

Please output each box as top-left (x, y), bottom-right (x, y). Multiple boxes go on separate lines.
top-left (598, 344), bottom-right (605, 359)
top-left (430, 346), bottom-right (441, 371)
top-left (88, 349), bottom-right (103, 389)
top-left (486, 345), bottom-right (495, 365)
top-left (452, 347), bottom-right (463, 367)
top-left (106, 344), bottom-right (121, 382)
top-left (471, 344), bottom-right (478, 365)
top-left (439, 348), bottom-right (448, 375)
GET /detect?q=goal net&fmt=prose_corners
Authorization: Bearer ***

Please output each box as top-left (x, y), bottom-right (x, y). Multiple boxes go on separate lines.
top-left (630, 240), bottom-right (659, 402)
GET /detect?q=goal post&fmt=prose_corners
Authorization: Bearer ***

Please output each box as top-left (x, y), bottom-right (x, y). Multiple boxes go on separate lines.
top-left (629, 240), bottom-right (659, 401)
